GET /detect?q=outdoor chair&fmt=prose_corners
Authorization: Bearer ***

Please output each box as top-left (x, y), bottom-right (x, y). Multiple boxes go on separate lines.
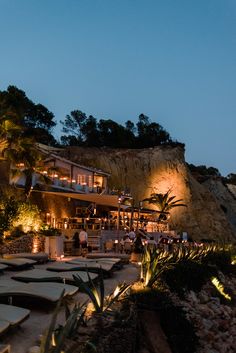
top-left (0, 264), bottom-right (8, 272)
top-left (104, 240), bottom-right (114, 252)
top-left (0, 279), bottom-right (79, 304)
top-left (11, 268), bottom-right (98, 284)
top-left (123, 242), bottom-right (133, 254)
top-left (0, 258), bottom-right (36, 270)
top-left (0, 303), bottom-right (30, 326)
top-left (0, 303), bottom-right (30, 337)
top-left (47, 260), bottom-right (114, 276)
top-left (87, 252), bottom-right (130, 264)
top-left (3, 252), bottom-right (49, 264)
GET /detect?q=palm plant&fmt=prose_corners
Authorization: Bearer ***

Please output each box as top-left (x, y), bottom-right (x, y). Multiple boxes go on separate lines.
top-left (0, 116), bottom-right (21, 155)
top-left (3, 137), bottom-right (42, 199)
top-left (142, 189), bottom-right (186, 221)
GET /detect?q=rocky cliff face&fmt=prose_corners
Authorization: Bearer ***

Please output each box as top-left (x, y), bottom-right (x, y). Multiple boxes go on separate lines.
top-left (63, 146), bottom-right (236, 242)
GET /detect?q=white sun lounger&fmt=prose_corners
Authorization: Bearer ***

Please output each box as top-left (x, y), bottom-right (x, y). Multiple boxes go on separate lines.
top-left (68, 257), bottom-right (120, 264)
top-left (0, 320), bottom-right (10, 335)
top-left (47, 261), bottom-right (114, 274)
top-left (0, 264), bottom-right (8, 272)
top-left (0, 258), bottom-right (36, 269)
top-left (0, 280), bottom-right (78, 303)
top-left (86, 253), bottom-right (130, 263)
top-left (0, 304), bottom-right (30, 326)
top-left (11, 269), bottom-right (98, 284)
top-left (3, 252), bottom-right (49, 263)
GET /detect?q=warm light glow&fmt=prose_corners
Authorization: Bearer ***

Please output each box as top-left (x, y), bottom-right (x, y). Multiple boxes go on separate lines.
top-left (113, 286), bottom-right (120, 297)
top-left (211, 277), bottom-right (231, 300)
top-left (85, 302), bottom-right (96, 316)
top-left (32, 238), bottom-right (39, 253)
top-left (114, 240), bottom-right (118, 244)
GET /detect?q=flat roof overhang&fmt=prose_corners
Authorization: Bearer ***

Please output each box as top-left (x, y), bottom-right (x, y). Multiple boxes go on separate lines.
top-left (32, 190), bottom-right (130, 209)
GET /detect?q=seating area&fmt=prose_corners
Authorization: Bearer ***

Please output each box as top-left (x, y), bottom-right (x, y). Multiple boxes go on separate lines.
top-left (2, 253), bottom-right (49, 264)
top-left (0, 304), bottom-right (30, 336)
top-left (0, 279), bottom-right (78, 303)
top-left (0, 250), bottom-right (132, 352)
top-left (0, 258), bottom-right (36, 270)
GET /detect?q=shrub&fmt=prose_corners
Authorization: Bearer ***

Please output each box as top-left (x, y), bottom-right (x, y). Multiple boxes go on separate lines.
top-left (162, 260), bottom-right (215, 297)
top-left (202, 248), bottom-right (233, 274)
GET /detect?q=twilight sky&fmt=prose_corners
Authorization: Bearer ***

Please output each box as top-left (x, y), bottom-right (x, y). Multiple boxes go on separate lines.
top-left (0, 0), bottom-right (235, 176)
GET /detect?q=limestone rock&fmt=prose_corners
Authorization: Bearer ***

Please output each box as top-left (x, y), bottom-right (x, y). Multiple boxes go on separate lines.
top-left (63, 145), bottom-right (236, 241)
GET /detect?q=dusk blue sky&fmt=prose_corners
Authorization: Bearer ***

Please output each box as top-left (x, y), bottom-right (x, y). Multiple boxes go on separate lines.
top-left (1, 0), bottom-right (235, 176)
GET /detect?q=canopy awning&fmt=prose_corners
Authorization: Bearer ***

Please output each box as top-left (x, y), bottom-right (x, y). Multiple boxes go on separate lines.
top-left (32, 190), bottom-right (131, 209)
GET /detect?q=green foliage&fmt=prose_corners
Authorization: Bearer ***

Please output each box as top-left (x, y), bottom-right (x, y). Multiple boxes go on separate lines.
top-left (0, 195), bottom-right (19, 235)
top-left (225, 173), bottom-right (236, 185)
top-left (141, 245), bottom-right (220, 293)
top-left (142, 190), bottom-right (186, 220)
top-left (188, 163), bottom-right (221, 177)
top-left (60, 110), bottom-right (181, 148)
top-left (73, 270), bottom-right (130, 313)
top-left (0, 193), bottom-right (42, 236)
top-left (4, 137), bottom-right (43, 199)
top-left (141, 248), bottom-right (175, 288)
top-left (0, 85), bottom-right (57, 146)
top-left (12, 202), bottom-right (42, 232)
top-left (40, 226), bottom-right (61, 237)
top-left (40, 291), bottom-right (86, 353)
top-left (202, 246), bottom-right (233, 274)
top-left (162, 260), bottom-right (214, 297)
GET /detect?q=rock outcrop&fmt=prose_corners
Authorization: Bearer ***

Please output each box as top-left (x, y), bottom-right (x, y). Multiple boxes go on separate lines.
top-left (63, 146), bottom-right (236, 242)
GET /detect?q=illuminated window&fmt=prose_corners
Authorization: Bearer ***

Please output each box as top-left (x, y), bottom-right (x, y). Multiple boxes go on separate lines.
top-left (88, 175), bottom-right (93, 188)
top-left (77, 174), bottom-right (87, 185)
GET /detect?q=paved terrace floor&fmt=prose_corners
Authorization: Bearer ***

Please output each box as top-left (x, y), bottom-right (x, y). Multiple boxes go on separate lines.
top-left (0, 257), bottom-right (139, 353)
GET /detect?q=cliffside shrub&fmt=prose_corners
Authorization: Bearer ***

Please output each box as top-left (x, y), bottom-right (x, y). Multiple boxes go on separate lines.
top-left (162, 260), bottom-right (215, 297)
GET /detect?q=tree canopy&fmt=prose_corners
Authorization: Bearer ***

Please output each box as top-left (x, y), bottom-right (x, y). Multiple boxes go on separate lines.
top-left (0, 85), bottom-right (57, 146)
top-left (188, 164), bottom-right (221, 177)
top-left (60, 111), bottom-right (182, 148)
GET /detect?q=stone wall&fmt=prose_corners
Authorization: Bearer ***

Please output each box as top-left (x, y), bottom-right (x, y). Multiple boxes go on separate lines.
top-left (0, 234), bottom-right (45, 255)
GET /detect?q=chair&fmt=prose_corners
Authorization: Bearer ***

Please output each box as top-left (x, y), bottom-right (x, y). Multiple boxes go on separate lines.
top-left (0, 264), bottom-right (8, 272)
top-left (3, 252), bottom-right (49, 264)
top-left (0, 279), bottom-right (79, 303)
top-left (0, 258), bottom-right (36, 270)
top-left (11, 269), bottom-right (98, 285)
top-left (123, 242), bottom-right (133, 254)
top-left (104, 240), bottom-right (114, 252)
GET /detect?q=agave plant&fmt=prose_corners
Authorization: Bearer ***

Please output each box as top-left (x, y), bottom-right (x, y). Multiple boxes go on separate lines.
top-left (40, 290), bottom-right (86, 353)
top-left (141, 248), bottom-right (176, 288)
top-left (73, 269), bottom-right (130, 313)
